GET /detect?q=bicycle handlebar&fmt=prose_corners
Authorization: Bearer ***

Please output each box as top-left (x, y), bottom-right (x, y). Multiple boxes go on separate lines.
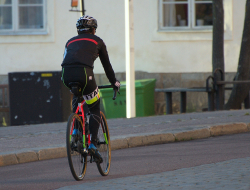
top-left (98, 85), bottom-right (119, 100)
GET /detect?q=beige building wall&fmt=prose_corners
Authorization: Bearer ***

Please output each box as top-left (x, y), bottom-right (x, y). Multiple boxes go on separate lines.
top-left (0, 0), bottom-right (245, 76)
top-left (0, 0), bottom-right (81, 75)
top-left (88, 0), bottom-right (242, 74)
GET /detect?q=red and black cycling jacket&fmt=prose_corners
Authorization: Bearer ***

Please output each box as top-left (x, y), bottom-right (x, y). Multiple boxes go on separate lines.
top-left (61, 33), bottom-right (116, 84)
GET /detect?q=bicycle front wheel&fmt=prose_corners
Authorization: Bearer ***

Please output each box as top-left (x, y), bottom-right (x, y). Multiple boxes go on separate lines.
top-left (66, 113), bottom-right (87, 181)
top-left (96, 111), bottom-right (111, 176)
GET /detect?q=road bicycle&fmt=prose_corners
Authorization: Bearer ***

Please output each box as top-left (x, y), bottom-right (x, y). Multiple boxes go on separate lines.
top-left (66, 82), bottom-right (117, 181)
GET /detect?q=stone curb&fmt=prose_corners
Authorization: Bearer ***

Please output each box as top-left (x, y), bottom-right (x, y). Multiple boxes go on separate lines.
top-left (16, 151), bottom-right (38, 164)
top-left (1, 122), bottom-right (250, 167)
top-left (38, 147), bottom-right (67, 161)
top-left (210, 123), bottom-right (249, 136)
top-left (174, 128), bottom-right (210, 142)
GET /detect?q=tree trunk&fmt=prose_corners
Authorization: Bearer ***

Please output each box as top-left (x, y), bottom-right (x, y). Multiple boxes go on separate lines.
top-left (212, 0), bottom-right (224, 110)
top-left (224, 0), bottom-right (250, 110)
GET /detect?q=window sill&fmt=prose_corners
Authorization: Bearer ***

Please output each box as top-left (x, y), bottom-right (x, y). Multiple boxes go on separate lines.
top-left (157, 28), bottom-right (213, 33)
top-left (152, 27), bottom-right (232, 42)
top-left (0, 30), bottom-right (48, 36)
top-left (0, 28), bottom-right (54, 44)
top-left (151, 30), bottom-right (232, 41)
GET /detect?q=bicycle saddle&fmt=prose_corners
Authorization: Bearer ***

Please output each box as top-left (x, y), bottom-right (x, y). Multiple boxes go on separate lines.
top-left (69, 82), bottom-right (82, 96)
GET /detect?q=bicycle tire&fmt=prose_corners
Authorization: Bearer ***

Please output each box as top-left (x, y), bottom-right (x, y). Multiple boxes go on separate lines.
top-left (66, 113), bottom-right (87, 181)
top-left (96, 111), bottom-right (111, 176)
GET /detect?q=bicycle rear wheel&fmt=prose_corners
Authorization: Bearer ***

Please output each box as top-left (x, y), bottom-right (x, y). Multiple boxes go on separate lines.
top-left (66, 113), bottom-right (87, 181)
top-left (96, 111), bottom-right (111, 176)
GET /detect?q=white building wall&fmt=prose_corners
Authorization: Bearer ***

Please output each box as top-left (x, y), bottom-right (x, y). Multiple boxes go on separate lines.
top-left (0, 0), bottom-right (81, 75)
top-left (0, 0), bottom-right (246, 75)
top-left (87, 0), bottom-right (244, 74)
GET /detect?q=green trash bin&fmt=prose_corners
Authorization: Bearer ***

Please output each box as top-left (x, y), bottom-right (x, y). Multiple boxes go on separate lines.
top-left (99, 79), bottom-right (156, 119)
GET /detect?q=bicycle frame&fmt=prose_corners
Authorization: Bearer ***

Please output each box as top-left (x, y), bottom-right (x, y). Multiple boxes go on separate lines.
top-left (69, 99), bottom-right (109, 151)
top-left (69, 100), bottom-right (90, 149)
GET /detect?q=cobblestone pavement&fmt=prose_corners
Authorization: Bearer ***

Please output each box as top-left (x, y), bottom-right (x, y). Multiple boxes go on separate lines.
top-left (58, 157), bottom-right (250, 190)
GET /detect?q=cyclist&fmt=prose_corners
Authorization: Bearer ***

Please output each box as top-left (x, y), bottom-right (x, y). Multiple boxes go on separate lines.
top-left (61, 15), bottom-right (120, 162)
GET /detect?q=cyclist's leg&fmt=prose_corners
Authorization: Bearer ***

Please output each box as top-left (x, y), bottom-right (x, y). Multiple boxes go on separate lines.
top-left (87, 99), bottom-right (101, 146)
top-left (81, 68), bottom-right (102, 161)
top-left (85, 99), bottom-right (102, 162)
top-left (62, 66), bottom-right (86, 113)
top-left (79, 67), bottom-right (100, 144)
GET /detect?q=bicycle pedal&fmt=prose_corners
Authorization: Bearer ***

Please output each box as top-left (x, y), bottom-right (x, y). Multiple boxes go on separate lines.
top-left (88, 148), bottom-right (102, 163)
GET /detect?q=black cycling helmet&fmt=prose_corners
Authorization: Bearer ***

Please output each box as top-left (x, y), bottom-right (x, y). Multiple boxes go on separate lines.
top-left (76, 15), bottom-right (97, 32)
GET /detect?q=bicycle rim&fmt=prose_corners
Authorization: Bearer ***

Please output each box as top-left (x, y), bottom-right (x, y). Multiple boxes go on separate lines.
top-left (66, 113), bottom-right (87, 181)
top-left (96, 111), bottom-right (111, 176)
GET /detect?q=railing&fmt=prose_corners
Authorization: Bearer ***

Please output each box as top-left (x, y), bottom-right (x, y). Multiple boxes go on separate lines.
top-left (209, 68), bottom-right (250, 110)
top-left (155, 70), bottom-right (250, 114)
top-left (0, 84), bottom-right (9, 112)
top-left (155, 87), bottom-right (214, 114)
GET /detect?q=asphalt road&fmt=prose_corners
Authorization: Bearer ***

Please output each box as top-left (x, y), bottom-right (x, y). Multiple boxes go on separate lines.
top-left (1, 132), bottom-right (250, 190)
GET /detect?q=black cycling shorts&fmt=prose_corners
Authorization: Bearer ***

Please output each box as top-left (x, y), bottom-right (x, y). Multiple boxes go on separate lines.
top-left (62, 66), bottom-right (100, 105)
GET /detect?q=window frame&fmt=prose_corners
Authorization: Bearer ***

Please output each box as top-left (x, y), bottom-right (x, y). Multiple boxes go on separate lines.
top-left (0, 0), bottom-right (47, 35)
top-left (159, 0), bottom-right (213, 31)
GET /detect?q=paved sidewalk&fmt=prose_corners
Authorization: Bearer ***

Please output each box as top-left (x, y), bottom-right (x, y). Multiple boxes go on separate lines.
top-left (58, 157), bottom-right (250, 190)
top-left (0, 109), bottom-right (250, 166)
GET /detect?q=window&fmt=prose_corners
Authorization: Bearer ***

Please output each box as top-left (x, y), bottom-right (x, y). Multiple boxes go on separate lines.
top-left (0, 0), bottom-right (46, 35)
top-left (159, 0), bottom-right (213, 30)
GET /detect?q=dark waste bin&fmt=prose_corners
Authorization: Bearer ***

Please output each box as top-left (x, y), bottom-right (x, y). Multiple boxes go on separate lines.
top-left (99, 79), bottom-right (156, 119)
top-left (8, 71), bottom-right (71, 126)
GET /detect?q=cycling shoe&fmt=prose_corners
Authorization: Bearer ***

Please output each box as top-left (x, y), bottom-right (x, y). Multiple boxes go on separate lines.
top-left (88, 143), bottom-right (103, 163)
